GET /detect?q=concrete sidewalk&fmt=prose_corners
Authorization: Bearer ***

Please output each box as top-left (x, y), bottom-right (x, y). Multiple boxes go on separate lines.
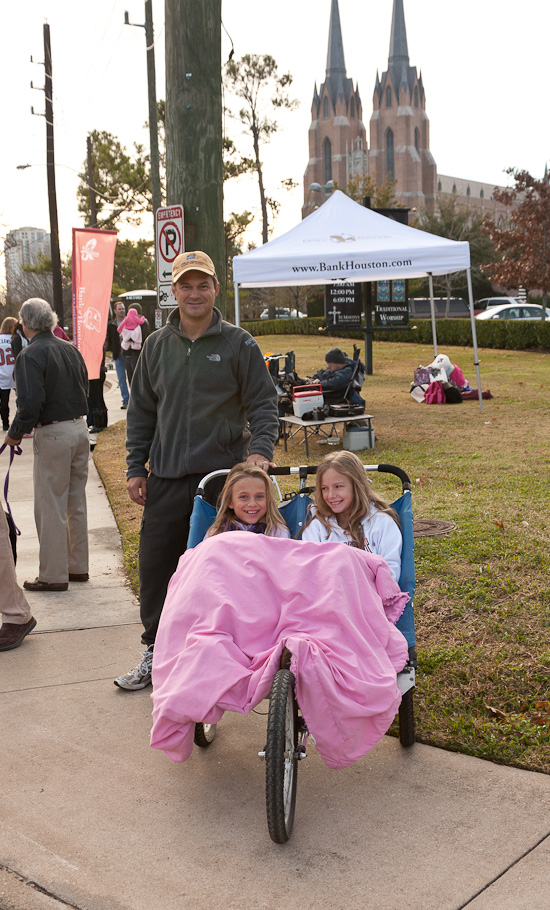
top-left (1, 376), bottom-right (550, 910)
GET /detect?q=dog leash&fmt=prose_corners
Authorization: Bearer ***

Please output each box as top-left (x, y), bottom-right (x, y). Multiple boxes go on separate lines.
top-left (0, 442), bottom-right (22, 538)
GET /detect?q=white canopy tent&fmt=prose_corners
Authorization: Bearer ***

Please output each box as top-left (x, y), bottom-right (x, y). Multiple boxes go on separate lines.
top-left (233, 190), bottom-right (483, 408)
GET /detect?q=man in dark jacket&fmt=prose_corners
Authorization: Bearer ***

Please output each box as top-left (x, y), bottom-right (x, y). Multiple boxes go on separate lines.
top-left (311, 347), bottom-right (365, 410)
top-left (4, 298), bottom-right (89, 592)
top-left (115, 251), bottom-right (279, 690)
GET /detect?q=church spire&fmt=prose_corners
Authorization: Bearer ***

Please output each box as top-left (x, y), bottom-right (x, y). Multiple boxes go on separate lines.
top-left (388, 0), bottom-right (409, 65)
top-left (326, 0), bottom-right (346, 77)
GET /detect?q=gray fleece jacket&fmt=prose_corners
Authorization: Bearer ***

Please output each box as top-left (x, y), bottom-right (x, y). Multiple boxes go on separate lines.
top-left (126, 307), bottom-right (278, 479)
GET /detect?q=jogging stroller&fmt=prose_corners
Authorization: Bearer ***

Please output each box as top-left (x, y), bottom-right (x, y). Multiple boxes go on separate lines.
top-left (172, 464), bottom-right (416, 844)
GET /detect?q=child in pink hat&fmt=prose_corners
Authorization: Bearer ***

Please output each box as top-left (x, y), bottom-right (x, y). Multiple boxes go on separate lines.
top-left (117, 307), bottom-right (145, 351)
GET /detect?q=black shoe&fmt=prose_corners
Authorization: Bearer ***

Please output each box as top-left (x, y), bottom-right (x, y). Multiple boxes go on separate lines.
top-left (0, 617), bottom-right (37, 651)
top-left (24, 578), bottom-right (68, 592)
top-left (121, 402), bottom-right (128, 409)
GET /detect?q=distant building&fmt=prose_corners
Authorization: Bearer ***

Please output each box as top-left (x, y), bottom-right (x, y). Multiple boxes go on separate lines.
top-left (436, 175), bottom-right (509, 222)
top-left (4, 226), bottom-right (52, 306)
top-left (303, 0), bottom-right (511, 220)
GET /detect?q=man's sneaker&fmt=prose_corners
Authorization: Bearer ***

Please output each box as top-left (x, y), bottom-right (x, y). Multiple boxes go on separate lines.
top-left (114, 645), bottom-right (154, 690)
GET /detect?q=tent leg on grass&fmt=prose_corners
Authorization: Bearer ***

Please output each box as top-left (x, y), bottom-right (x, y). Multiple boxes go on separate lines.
top-left (466, 268), bottom-right (483, 412)
top-left (428, 273), bottom-right (437, 357)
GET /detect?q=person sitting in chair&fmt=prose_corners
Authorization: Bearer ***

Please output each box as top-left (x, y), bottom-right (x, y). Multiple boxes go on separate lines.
top-left (311, 348), bottom-right (365, 411)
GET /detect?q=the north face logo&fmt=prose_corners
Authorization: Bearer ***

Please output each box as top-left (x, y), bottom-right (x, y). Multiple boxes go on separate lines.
top-left (207, 354), bottom-right (221, 362)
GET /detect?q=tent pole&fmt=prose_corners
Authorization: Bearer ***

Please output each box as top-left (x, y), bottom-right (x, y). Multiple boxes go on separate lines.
top-left (428, 273), bottom-right (437, 356)
top-left (234, 283), bottom-right (240, 327)
top-left (466, 268), bottom-right (483, 412)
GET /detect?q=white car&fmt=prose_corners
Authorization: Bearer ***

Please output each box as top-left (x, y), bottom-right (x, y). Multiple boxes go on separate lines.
top-left (476, 303), bottom-right (550, 321)
top-left (259, 308), bottom-right (307, 319)
top-left (476, 296), bottom-right (521, 313)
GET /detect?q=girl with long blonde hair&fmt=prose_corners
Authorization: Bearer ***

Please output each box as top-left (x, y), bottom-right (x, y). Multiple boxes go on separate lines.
top-left (207, 464), bottom-right (290, 538)
top-left (301, 451), bottom-right (402, 581)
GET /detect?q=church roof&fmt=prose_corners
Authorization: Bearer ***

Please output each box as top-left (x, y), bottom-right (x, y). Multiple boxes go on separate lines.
top-left (314, 0), bottom-right (356, 114)
top-left (388, 0), bottom-right (409, 65)
top-left (375, 0), bottom-right (423, 104)
top-left (326, 0), bottom-right (346, 77)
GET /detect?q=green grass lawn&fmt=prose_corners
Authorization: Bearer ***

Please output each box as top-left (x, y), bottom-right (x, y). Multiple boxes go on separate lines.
top-left (94, 336), bottom-right (550, 773)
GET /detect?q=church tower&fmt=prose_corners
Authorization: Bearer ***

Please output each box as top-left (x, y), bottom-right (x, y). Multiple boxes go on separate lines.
top-left (369, 0), bottom-right (436, 209)
top-left (302, 0), bottom-right (367, 218)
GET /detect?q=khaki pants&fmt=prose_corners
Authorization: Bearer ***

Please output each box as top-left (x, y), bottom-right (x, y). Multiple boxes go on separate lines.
top-left (33, 418), bottom-right (89, 583)
top-left (0, 511), bottom-right (32, 625)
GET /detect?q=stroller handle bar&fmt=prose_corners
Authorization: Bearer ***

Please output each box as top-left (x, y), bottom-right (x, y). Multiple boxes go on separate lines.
top-left (269, 464), bottom-right (411, 493)
top-left (196, 464), bottom-right (411, 497)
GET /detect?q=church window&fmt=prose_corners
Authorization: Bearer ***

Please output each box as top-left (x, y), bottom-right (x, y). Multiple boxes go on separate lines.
top-left (452, 183), bottom-right (457, 194)
top-left (324, 138), bottom-right (332, 183)
top-left (386, 129), bottom-right (394, 181)
top-left (386, 86), bottom-right (392, 107)
top-left (467, 185), bottom-right (471, 196)
top-left (323, 96), bottom-right (329, 118)
top-left (438, 180), bottom-right (442, 192)
top-left (350, 96), bottom-right (355, 117)
top-left (414, 128), bottom-right (420, 151)
top-left (480, 188), bottom-right (484, 198)
top-left (414, 86), bottom-right (419, 107)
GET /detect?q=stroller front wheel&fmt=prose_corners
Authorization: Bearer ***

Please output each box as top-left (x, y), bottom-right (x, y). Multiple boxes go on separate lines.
top-left (265, 668), bottom-right (298, 843)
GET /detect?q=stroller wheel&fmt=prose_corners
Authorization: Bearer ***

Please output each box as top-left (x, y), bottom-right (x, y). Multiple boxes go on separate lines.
top-left (265, 669), bottom-right (298, 843)
top-left (398, 688), bottom-right (415, 747)
top-left (194, 722), bottom-right (217, 748)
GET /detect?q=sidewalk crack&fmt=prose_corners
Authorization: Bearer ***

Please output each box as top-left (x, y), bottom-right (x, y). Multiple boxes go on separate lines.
top-left (456, 829), bottom-right (550, 908)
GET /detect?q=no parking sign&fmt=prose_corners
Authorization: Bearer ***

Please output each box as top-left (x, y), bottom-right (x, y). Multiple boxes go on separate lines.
top-left (156, 205), bottom-right (184, 310)
top-left (156, 205), bottom-right (184, 284)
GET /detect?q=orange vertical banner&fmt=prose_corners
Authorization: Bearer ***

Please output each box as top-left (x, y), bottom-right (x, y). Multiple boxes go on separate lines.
top-left (72, 228), bottom-right (117, 380)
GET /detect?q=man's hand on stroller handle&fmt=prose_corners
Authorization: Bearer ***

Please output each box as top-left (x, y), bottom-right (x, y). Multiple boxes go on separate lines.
top-left (246, 453), bottom-right (276, 472)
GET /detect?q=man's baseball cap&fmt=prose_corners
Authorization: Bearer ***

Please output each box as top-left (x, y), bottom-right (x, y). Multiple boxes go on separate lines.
top-left (172, 251), bottom-right (217, 284)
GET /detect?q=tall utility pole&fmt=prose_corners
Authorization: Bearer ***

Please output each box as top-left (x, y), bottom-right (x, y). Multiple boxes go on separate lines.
top-left (165, 0), bottom-right (225, 303)
top-left (43, 24), bottom-right (64, 326)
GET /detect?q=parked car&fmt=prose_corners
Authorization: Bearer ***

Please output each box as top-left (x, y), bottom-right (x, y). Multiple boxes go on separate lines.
top-left (259, 308), bottom-right (306, 319)
top-left (475, 296), bottom-right (521, 314)
top-left (408, 297), bottom-right (469, 318)
top-left (476, 303), bottom-right (550, 321)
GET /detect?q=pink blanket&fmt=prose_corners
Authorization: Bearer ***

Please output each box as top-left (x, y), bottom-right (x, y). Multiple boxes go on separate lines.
top-left (151, 534), bottom-right (409, 770)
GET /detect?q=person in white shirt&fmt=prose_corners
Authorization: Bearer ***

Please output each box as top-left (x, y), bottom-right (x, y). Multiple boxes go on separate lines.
top-left (301, 451), bottom-right (402, 582)
top-left (0, 317), bottom-right (17, 431)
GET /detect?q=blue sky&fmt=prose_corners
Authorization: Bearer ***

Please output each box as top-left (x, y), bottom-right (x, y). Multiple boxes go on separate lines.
top-left (1, 0), bottom-right (548, 268)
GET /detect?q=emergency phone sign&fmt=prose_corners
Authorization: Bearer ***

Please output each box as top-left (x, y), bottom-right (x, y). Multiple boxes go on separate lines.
top-left (156, 205), bottom-right (184, 284)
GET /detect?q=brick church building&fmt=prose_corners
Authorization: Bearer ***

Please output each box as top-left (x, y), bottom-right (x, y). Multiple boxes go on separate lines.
top-left (303, 0), bottom-right (508, 222)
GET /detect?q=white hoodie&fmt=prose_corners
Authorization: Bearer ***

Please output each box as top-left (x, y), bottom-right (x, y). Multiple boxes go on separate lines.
top-left (301, 503), bottom-right (402, 583)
